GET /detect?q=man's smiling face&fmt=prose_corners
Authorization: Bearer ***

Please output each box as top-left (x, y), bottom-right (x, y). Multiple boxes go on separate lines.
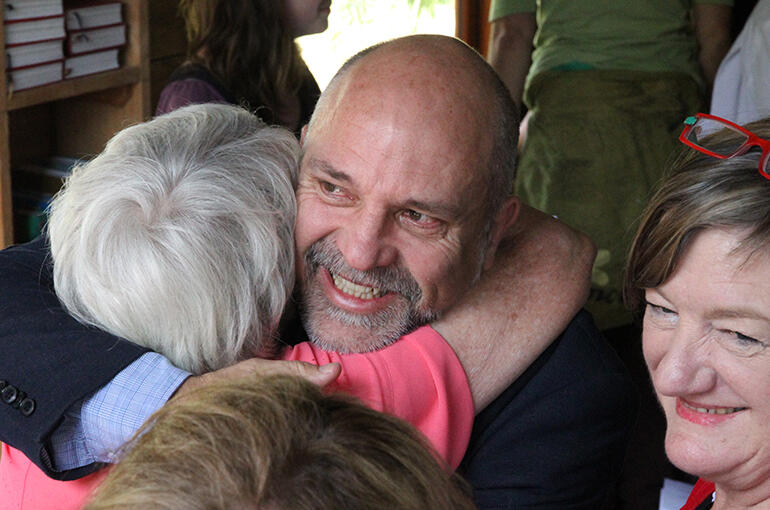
top-left (293, 47), bottom-right (498, 352)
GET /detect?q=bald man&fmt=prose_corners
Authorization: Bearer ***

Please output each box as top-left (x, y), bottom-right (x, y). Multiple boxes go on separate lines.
top-left (0, 35), bottom-right (634, 508)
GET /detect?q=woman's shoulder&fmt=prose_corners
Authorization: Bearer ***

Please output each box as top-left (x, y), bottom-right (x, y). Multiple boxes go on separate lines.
top-left (156, 63), bottom-right (237, 116)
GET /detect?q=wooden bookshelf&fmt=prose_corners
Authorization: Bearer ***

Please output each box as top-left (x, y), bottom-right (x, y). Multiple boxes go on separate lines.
top-left (0, 0), bottom-right (151, 248)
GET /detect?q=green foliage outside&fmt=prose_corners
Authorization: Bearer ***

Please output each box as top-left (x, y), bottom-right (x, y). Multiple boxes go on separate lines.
top-left (297, 0), bottom-right (455, 90)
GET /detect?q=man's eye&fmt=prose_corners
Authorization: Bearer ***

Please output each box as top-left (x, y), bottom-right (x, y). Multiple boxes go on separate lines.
top-left (401, 209), bottom-right (438, 226)
top-left (406, 210), bottom-right (429, 223)
top-left (398, 209), bottom-right (444, 234)
top-left (320, 181), bottom-right (342, 194)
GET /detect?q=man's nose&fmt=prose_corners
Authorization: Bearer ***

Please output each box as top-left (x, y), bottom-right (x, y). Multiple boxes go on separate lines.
top-left (337, 210), bottom-right (398, 271)
top-left (651, 326), bottom-right (717, 398)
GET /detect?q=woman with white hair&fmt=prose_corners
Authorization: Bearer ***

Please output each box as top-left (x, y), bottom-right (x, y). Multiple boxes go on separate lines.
top-left (0, 103), bottom-right (474, 509)
top-left (0, 102), bottom-right (586, 509)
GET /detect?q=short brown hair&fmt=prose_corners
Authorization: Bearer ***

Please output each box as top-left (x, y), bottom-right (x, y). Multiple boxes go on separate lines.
top-left (624, 117), bottom-right (770, 311)
top-left (84, 375), bottom-right (477, 510)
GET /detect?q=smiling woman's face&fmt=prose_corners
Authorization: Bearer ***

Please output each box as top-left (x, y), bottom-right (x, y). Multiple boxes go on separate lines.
top-left (643, 227), bottom-right (770, 487)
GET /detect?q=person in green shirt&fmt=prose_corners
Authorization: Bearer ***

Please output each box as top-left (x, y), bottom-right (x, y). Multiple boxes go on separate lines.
top-left (487, 1), bottom-right (732, 509)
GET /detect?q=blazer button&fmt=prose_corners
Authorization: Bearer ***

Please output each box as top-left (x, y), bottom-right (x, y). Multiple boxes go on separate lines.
top-left (19, 397), bottom-right (36, 416)
top-left (1, 384), bottom-right (18, 405)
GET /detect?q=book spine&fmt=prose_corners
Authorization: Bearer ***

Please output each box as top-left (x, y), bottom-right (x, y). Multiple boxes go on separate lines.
top-left (7, 57), bottom-right (65, 72)
top-left (66, 24), bottom-right (125, 56)
top-left (3, 14), bottom-right (67, 25)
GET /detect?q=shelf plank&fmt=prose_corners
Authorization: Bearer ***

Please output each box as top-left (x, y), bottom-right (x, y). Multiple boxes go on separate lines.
top-left (7, 67), bottom-right (142, 111)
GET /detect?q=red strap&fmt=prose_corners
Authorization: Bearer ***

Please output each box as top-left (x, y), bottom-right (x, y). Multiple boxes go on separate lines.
top-left (681, 479), bottom-right (715, 510)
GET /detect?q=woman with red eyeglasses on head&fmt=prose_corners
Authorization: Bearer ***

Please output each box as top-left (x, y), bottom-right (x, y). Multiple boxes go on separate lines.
top-left (626, 113), bottom-right (770, 510)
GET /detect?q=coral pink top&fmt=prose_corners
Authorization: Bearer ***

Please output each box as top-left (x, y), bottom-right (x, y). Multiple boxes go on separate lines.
top-left (0, 325), bottom-right (473, 510)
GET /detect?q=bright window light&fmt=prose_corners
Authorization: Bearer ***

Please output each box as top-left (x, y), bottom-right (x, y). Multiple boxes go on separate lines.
top-left (298, 0), bottom-right (456, 90)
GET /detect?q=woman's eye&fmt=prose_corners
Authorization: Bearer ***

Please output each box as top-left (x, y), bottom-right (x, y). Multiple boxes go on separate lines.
top-left (646, 301), bottom-right (675, 315)
top-left (643, 300), bottom-right (679, 327)
top-left (719, 329), bottom-right (768, 356)
top-left (731, 330), bottom-right (763, 345)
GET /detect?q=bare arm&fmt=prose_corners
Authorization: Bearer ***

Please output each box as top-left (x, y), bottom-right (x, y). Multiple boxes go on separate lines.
top-left (433, 204), bottom-right (595, 411)
top-left (487, 12), bottom-right (537, 111)
top-left (694, 3), bottom-right (732, 91)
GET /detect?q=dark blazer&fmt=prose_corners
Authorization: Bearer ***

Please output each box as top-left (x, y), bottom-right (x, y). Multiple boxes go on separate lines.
top-left (0, 236), bottom-right (148, 480)
top-left (460, 310), bottom-right (637, 509)
top-left (0, 238), bottom-right (637, 504)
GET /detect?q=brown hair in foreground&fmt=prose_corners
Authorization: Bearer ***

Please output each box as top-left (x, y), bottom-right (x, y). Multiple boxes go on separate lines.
top-left (624, 116), bottom-right (770, 311)
top-left (84, 375), bottom-right (477, 510)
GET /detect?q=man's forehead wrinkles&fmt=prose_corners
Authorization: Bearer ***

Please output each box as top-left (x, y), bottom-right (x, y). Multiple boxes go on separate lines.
top-left (302, 155), bottom-right (473, 221)
top-left (304, 157), bottom-right (351, 182)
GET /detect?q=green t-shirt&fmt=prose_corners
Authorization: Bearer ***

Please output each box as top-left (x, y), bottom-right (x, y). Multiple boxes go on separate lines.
top-left (489, 0), bottom-right (733, 91)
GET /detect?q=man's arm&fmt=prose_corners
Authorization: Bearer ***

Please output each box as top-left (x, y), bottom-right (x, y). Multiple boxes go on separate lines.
top-left (693, 3), bottom-right (732, 91)
top-left (432, 204), bottom-right (595, 410)
top-left (0, 204), bottom-right (592, 475)
top-left (487, 12), bottom-right (536, 110)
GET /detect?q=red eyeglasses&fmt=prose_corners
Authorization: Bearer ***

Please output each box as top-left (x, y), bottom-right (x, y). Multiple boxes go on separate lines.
top-left (679, 113), bottom-right (770, 180)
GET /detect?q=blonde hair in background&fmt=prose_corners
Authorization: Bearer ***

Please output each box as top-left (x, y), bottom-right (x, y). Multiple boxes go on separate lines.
top-left (83, 375), bottom-right (478, 510)
top-left (48, 104), bottom-right (299, 374)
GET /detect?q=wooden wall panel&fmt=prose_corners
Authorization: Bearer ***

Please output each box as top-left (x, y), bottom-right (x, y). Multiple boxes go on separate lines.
top-left (148, 1), bottom-right (186, 113)
top-left (455, 0), bottom-right (491, 56)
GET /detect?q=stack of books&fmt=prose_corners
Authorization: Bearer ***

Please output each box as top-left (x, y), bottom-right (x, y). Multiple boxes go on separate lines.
top-left (12, 156), bottom-right (81, 242)
top-left (63, 2), bottom-right (125, 79)
top-left (4, 0), bottom-right (66, 91)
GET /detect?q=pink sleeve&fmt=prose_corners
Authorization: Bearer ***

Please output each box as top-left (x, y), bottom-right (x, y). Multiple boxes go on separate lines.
top-left (0, 443), bottom-right (108, 510)
top-left (281, 325), bottom-right (473, 469)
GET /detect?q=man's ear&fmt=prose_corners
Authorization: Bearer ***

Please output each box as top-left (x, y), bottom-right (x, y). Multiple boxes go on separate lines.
top-left (300, 124), bottom-right (309, 147)
top-left (483, 196), bottom-right (520, 271)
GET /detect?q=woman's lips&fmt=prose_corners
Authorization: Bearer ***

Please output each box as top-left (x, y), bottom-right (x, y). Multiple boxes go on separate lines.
top-left (675, 398), bottom-right (747, 425)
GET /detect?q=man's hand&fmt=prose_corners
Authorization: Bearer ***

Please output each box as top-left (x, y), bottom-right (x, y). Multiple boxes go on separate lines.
top-left (174, 359), bottom-right (342, 399)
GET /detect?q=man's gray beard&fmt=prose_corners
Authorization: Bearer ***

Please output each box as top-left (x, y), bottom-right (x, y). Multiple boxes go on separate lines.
top-left (299, 237), bottom-right (439, 353)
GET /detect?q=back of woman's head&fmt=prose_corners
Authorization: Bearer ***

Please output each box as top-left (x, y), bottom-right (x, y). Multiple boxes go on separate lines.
top-left (625, 116), bottom-right (770, 310)
top-left (48, 103), bottom-right (299, 373)
top-left (179, 0), bottom-right (303, 122)
top-left (83, 375), bottom-right (477, 510)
